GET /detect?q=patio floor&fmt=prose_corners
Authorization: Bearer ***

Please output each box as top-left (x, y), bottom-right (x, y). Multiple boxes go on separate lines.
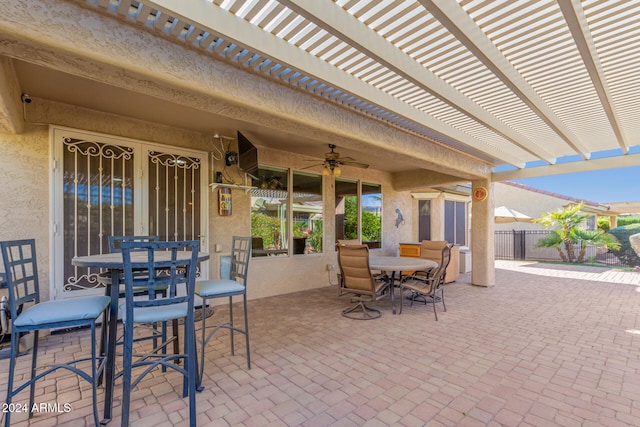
top-left (2, 261), bottom-right (640, 426)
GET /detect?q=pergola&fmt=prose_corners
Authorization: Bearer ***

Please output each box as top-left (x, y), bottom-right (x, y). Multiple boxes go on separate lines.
top-left (2, 1), bottom-right (640, 170)
top-left (1, 0), bottom-right (639, 286)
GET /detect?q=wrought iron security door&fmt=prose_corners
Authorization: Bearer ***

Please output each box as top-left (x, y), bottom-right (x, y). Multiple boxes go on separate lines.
top-left (147, 151), bottom-right (201, 242)
top-left (61, 136), bottom-right (135, 293)
top-left (52, 128), bottom-right (207, 299)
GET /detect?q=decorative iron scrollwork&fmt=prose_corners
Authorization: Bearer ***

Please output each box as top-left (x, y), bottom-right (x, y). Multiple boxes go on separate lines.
top-left (149, 151), bottom-right (201, 170)
top-left (65, 273), bottom-right (105, 292)
top-left (64, 137), bottom-right (134, 160)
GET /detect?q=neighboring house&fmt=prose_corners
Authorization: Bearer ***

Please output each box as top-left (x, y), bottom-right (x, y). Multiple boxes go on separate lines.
top-left (494, 181), bottom-right (614, 231)
top-left (493, 181), bottom-right (638, 264)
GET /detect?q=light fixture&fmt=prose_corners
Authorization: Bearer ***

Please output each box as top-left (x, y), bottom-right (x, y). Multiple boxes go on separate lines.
top-left (322, 161), bottom-right (341, 176)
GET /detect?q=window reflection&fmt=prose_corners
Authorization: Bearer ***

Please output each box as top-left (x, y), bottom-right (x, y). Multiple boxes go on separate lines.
top-left (335, 179), bottom-right (358, 244)
top-left (362, 183), bottom-right (382, 249)
top-left (418, 200), bottom-right (431, 241)
top-left (292, 172), bottom-right (323, 255)
top-left (444, 200), bottom-right (466, 246)
top-left (251, 167), bottom-right (288, 257)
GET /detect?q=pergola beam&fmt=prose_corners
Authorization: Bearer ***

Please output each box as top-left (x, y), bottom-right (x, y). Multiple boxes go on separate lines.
top-left (277, 0), bottom-right (555, 165)
top-left (144, 0), bottom-right (528, 168)
top-left (558, 0), bottom-right (629, 154)
top-left (492, 153), bottom-right (640, 182)
top-left (419, 0), bottom-right (591, 160)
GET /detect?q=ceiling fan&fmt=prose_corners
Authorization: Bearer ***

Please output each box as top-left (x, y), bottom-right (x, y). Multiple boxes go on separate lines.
top-left (303, 144), bottom-right (369, 176)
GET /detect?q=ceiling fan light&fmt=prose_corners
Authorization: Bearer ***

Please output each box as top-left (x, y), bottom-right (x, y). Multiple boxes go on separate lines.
top-left (322, 165), bottom-right (330, 176)
top-left (333, 165), bottom-right (341, 176)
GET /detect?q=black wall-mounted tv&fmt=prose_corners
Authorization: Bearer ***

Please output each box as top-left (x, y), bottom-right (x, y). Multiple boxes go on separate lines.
top-left (237, 131), bottom-right (259, 181)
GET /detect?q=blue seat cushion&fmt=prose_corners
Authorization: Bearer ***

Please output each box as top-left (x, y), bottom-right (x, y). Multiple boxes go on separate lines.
top-left (195, 279), bottom-right (245, 298)
top-left (120, 302), bottom-right (189, 323)
top-left (13, 295), bottom-right (110, 327)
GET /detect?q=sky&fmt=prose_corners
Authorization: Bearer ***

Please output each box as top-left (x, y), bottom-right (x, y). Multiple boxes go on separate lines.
top-left (495, 146), bottom-right (640, 204)
top-left (512, 166), bottom-right (640, 204)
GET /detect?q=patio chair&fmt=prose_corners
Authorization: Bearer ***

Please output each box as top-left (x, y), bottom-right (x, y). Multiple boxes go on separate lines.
top-left (397, 240), bottom-right (447, 283)
top-left (337, 244), bottom-right (391, 320)
top-left (0, 239), bottom-right (110, 427)
top-left (400, 245), bottom-right (451, 320)
top-left (293, 237), bottom-right (306, 254)
top-left (335, 239), bottom-right (360, 288)
top-left (118, 240), bottom-right (200, 427)
top-left (419, 240), bottom-right (448, 267)
top-left (195, 236), bottom-right (251, 388)
top-left (418, 240), bottom-right (459, 283)
top-left (101, 236), bottom-right (179, 366)
top-left (106, 236), bottom-right (166, 297)
top-left (337, 239), bottom-right (360, 246)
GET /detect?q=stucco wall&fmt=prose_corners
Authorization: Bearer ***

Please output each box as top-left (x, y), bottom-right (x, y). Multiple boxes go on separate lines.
top-left (0, 101), bottom-right (212, 302)
top-left (493, 182), bottom-right (563, 231)
top-left (0, 125), bottom-right (50, 298)
top-left (0, 100), bottom-right (416, 302)
top-left (211, 146), bottom-right (415, 300)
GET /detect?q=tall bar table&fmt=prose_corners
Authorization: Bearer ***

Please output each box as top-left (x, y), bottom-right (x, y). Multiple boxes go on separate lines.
top-left (72, 250), bottom-right (209, 424)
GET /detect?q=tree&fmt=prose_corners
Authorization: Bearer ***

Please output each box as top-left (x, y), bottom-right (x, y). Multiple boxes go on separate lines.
top-left (343, 196), bottom-right (382, 243)
top-left (572, 228), bottom-right (620, 263)
top-left (535, 202), bottom-right (620, 263)
top-left (536, 230), bottom-right (569, 262)
top-left (343, 196), bottom-right (359, 239)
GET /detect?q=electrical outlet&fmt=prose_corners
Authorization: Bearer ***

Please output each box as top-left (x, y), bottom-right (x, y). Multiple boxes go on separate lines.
top-left (327, 264), bottom-right (334, 271)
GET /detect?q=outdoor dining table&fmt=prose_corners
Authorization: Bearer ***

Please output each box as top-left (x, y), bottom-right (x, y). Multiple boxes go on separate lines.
top-left (71, 250), bottom-right (210, 424)
top-left (369, 256), bottom-right (437, 314)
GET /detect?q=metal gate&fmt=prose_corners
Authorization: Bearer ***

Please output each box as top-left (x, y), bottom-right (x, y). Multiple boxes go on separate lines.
top-left (495, 230), bottom-right (626, 267)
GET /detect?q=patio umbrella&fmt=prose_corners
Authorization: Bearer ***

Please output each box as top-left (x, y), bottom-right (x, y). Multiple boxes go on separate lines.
top-left (494, 206), bottom-right (533, 223)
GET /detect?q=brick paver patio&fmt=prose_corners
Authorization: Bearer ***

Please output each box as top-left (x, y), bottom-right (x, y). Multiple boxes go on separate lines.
top-left (2, 261), bottom-right (640, 426)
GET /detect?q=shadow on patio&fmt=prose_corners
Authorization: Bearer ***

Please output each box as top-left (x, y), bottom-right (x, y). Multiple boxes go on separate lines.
top-left (2, 262), bottom-right (640, 426)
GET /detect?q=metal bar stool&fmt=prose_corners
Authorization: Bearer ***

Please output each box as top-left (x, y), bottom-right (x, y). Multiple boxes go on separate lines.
top-left (0, 239), bottom-right (110, 427)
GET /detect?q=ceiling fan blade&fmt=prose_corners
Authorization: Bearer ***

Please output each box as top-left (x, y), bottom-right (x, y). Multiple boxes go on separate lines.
top-left (339, 160), bottom-right (369, 169)
top-left (300, 163), bottom-right (324, 170)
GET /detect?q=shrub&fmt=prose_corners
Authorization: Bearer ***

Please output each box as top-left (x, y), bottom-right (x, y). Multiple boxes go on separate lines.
top-left (251, 213), bottom-right (282, 248)
top-left (597, 217), bottom-right (610, 232)
top-left (609, 223), bottom-right (640, 268)
top-left (618, 215), bottom-right (640, 227)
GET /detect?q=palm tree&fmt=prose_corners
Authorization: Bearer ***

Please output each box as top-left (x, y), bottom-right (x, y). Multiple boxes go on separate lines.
top-left (536, 230), bottom-right (569, 263)
top-left (535, 202), bottom-right (620, 263)
top-left (572, 228), bottom-right (620, 263)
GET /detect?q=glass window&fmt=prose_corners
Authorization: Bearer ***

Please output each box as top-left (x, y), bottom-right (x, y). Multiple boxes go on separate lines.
top-left (292, 172), bottom-right (323, 255)
top-left (251, 167), bottom-right (289, 257)
top-left (362, 183), bottom-right (382, 249)
top-left (445, 200), bottom-right (454, 243)
top-left (418, 200), bottom-right (431, 241)
top-left (455, 202), bottom-right (466, 245)
top-left (335, 179), bottom-right (358, 244)
top-left (444, 200), bottom-right (467, 246)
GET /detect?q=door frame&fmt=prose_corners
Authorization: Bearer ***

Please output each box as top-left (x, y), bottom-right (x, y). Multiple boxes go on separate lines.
top-left (50, 126), bottom-right (209, 300)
